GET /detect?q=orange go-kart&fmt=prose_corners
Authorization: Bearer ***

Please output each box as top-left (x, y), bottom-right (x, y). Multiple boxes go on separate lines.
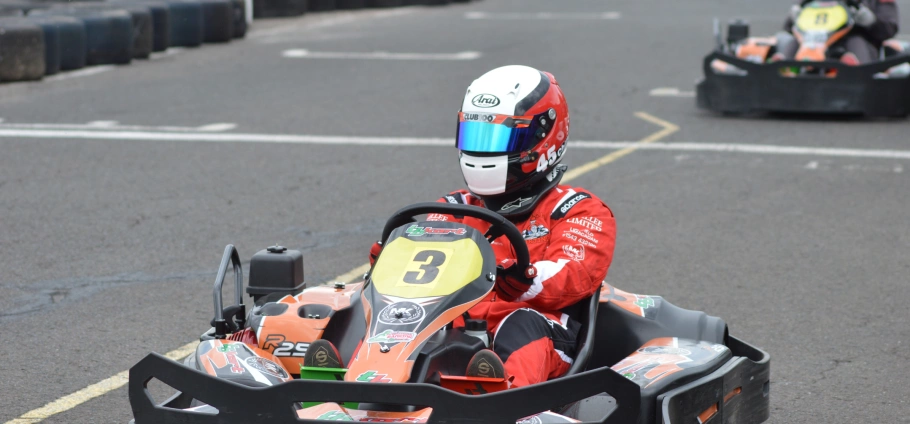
top-left (697, 0), bottom-right (910, 117)
top-left (129, 202), bottom-right (770, 424)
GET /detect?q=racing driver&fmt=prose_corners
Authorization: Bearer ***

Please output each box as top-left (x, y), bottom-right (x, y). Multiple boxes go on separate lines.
top-left (369, 65), bottom-right (617, 387)
top-left (777, 0), bottom-right (899, 64)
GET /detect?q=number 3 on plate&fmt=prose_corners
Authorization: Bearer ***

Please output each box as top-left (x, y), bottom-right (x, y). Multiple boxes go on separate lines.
top-left (403, 250), bottom-right (447, 284)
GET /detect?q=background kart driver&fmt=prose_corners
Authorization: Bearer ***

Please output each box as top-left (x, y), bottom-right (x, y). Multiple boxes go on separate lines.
top-left (778, 0), bottom-right (899, 64)
top-left (369, 65), bottom-right (616, 387)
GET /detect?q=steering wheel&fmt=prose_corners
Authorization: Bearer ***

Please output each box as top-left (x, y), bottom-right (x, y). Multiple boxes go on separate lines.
top-left (379, 202), bottom-right (531, 275)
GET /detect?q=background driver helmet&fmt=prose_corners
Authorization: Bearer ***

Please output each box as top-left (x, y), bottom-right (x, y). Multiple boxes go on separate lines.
top-left (456, 65), bottom-right (570, 218)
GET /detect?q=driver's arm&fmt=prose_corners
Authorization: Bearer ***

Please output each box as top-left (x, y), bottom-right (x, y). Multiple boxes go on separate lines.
top-left (859, 0), bottom-right (899, 44)
top-left (518, 196), bottom-right (616, 311)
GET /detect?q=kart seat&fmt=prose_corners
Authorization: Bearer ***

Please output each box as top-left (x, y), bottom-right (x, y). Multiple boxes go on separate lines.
top-left (563, 286), bottom-right (600, 376)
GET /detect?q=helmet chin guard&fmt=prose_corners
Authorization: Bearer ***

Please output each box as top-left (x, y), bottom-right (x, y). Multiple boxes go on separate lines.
top-left (460, 153), bottom-right (508, 196)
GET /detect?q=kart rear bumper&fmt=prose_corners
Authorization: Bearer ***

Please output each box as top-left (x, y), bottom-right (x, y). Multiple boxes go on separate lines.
top-left (696, 51), bottom-right (910, 117)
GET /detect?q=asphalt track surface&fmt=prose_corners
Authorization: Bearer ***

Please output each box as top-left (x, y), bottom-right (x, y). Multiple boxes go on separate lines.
top-left (1, 0), bottom-right (909, 422)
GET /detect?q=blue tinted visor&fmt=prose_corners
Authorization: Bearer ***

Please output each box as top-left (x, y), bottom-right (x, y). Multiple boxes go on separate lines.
top-left (456, 113), bottom-right (543, 153)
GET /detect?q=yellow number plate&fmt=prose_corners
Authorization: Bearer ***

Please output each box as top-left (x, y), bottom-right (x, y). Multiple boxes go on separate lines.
top-left (371, 238), bottom-right (484, 298)
top-left (796, 3), bottom-right (849, 32)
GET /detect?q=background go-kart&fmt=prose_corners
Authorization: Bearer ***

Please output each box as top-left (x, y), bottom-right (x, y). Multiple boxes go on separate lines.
top-left (1, 0), bottom-right (908, 422)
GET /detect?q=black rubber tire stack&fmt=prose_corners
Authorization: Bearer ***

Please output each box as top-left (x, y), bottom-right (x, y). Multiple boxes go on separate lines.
top-left (336, 0), bottom-right (364, 9)
top-left (1, 16), bottom-right (59, 75)
top-left (368, 0), bottom-right (403, 7)
top-left (198, 0), bottom-right (232, 42)
top-left (28, 15), bottom-right (87, 71)
top-left (0, 19), bottom-right (45, 81)
top-left (0, 1), bottom-right (51, 15)
top-left (166, 0), bottom-right (203, 47)
top-left (252, 0), bottom-right (306, 18)
top-left (229, 0), bottom-right (246, 38)
top-left (64, 3), bottom-right (154, 59)
top-left (308, 0), bottom-right (334, 11)
top-left (109, 0), bottom-right (171, 52)
top-left (31, 8), bottom-right (133, 65)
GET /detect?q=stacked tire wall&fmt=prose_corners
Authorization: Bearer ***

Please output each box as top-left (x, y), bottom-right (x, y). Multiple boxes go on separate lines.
top-left (0, 0), bottom-right (474, 83)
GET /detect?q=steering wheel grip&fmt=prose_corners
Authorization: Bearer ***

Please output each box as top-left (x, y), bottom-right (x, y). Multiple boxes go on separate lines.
top-left (379, 202), bottom-right (531, 274)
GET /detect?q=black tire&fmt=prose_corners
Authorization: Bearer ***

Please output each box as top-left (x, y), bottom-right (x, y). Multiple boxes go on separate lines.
top-left (367, 0), bottom-right (403, 7)
top-left (77, 4), bottom-right (154, 59)
top-left (0, 1), bottom-right (51, 15)
top-left (30, 8), bottom-right (133, 65)
top-left (408, 0), bottom-right (448, 5)
top-left (252, 0), bottom-right (306, 18)
top-left (198, 0), bottom-right (232, 43)
top-left (0, 19), bottom-right (45, 81)
top-left (165, 0), bottom-right (203, 47)
top-left (308, 0), bottom-right (334, 11)
top-left (229, 0), bottom-right (245, 38)
top-left (109, 0), bottom-right (171, 52)
top-left (28, 15), bottom-right (86, 70)
top-left (336, 0), bottom-right (364, 9)
top-left (1, 16), bottom-right (59, 75)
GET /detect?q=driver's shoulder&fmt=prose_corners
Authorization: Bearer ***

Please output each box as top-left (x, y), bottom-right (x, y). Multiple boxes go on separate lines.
top-left (543, 185), bottom-right (612, 220)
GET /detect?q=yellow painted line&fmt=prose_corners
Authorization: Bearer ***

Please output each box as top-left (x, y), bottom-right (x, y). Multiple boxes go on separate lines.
top-left (324, 262), bottom-right (371, 286)
top-left (6, 266), bottom-right (374, 423)
top-left (563, 111), bottom-right (679, 182)
top-left (9, 112), bottom-right (678, 423)
top-left (5, 342), bottom-right (197, 424)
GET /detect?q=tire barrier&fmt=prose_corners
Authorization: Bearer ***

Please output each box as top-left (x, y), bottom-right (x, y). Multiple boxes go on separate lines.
top-left (368, 0), bottom-right (403, 7)
top-left (252, 0), bottom-right (306, 18)
top-left (198, 0), bottom-right (232, 42)
top-left (108, 1), bottom-right (170, 51)
top-left (0, 16), bottom-right (59, 75)
top-left (28, 15), bottom-right (87, 71)
top-left (336, 0), bottom-right (364, 9)
top-left (0, 0), bottom-right (473, 83)
top-left (0, 19), bottom-right (45, 82)
top-left (166, 0), bottom-right (203, 47)
top-left (63, 3), bottom-right (154, 59)
top-left (308, 0), bottom-right (334, 12)
top-left (229, 0), bottom-right (245, 38)
top-left (106, 0), bottom-right (170, 52)
top-left (32, 8), bottom-right (134, 65)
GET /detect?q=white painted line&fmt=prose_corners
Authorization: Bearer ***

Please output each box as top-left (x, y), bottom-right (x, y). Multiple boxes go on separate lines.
top-left (282, 49), bottom-right (481, 61)
top-left (86, 121), bottom-right (119, 128)
top-left (465, 11), bottom-right (621, 20)
top-left (0, 123), bottom-right (220, 132)
top-left (1, 127), bottom-right (910, 161)
top-left (43, 66), bottom-right (115, 83)
top-left (649, 87), bottom-right (696, 98)
top-left (248, 8), bottom-right (414, 39)
top-left (0, 128), bottom-right (453, 145)
top-left (196, 123), bottom-right (237, 132)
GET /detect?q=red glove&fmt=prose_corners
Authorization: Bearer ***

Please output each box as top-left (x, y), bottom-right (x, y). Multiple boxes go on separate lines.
top-left (494, 258), bottom-right (537, 302)
top-left (368, 241), bottom-right (382, 267)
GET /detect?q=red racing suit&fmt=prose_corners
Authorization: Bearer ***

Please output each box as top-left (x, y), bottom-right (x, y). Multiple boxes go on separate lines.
top-left (428, 185), bottom-right (616, 386)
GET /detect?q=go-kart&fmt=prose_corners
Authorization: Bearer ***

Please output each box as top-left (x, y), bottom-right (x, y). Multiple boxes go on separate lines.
top-left (696, 0), bottom-right (910, 117)
top-left (128, 202), bottom-right (771, 423)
